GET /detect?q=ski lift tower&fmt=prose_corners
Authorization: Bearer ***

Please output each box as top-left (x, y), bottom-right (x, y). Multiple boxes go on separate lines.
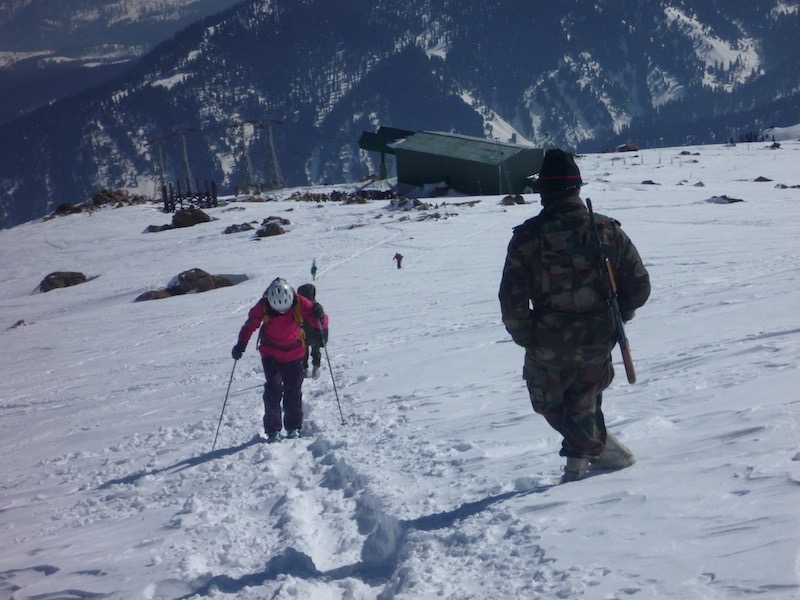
top-left (256, 119), bottom-right (285, 190)
top-left (229, 120), bottom-right (258, 194)
top-left (174, 126), bottom-right (197, 194)
top-left (145, 136), bottom-right (169, 193)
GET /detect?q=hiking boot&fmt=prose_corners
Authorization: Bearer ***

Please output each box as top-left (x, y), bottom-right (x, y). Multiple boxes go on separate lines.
top-left (286, 429), bottom-right (301, 439)
top-left (560, 457), bottom-right (589, 483)
top-left (312, 365), bottom-right (320, 379)
top-left (265, 432), bottom-right (282, 443)
top-left (589, 432), bottom-right (636, 470)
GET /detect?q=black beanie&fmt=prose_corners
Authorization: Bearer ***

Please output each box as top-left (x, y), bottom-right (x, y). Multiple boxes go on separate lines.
top-left (532, 149), bottom-right (583, 194)
top-left (297, 283), bottom-right (316, 301)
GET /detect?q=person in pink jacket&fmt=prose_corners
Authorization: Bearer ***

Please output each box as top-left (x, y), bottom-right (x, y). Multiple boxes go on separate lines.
top-left (232, 277), bottom-right (327, 443)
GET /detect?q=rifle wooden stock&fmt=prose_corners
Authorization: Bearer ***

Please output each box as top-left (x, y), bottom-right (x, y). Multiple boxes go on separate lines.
top-left (620, 342), bottom-right (637, 384)
top-left (587, 198), bottom-right (637, 385)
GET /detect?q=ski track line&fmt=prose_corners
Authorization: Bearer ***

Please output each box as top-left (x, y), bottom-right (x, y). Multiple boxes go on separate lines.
top-left (313, 221), bottom-right (406, 279)
top-left (394, 218), bottom-right (500, 270)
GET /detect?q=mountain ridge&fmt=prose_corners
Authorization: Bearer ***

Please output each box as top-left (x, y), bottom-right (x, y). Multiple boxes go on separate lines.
top-left (0, 0), bottom-right (798, 229)
top-left (0, 0), bottom-right (245, 124)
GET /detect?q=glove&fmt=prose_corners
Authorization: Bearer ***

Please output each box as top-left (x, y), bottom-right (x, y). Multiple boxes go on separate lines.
top-left (232, 342), bottom-right (246, 360)
top-left (508, 312), bottom-right (536, 348)
top-left (311, 302), bottom-right (325, 322)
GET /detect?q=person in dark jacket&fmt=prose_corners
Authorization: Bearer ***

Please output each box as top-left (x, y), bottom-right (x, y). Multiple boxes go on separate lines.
top-left (297, 283), bottom-right (329, 379)
top-left (498, 149), bottom-right (650, 482)
top-left (232, 277), bottom-right (327, 442)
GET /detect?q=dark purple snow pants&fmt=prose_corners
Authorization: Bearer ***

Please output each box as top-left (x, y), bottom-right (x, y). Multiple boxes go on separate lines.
top-left (261, 356), bottom-right (305, 434)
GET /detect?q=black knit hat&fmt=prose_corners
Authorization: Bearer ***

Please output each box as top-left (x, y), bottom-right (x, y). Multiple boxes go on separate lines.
top-left (297, 283), bottom-right (316, 301)
top-left (531, 149), bottom-right (583, 194)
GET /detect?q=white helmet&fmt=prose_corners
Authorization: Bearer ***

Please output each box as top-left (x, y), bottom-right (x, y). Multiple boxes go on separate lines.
top-left (266, 277), bottom-right (294, 313)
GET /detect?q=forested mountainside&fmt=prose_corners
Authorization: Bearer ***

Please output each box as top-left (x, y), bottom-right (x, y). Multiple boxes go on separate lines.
top-left (1, 0), bottom-right (798, 228)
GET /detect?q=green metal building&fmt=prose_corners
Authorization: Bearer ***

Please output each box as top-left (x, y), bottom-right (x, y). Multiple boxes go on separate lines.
top-left (358, 128), bottom-right (544, 196)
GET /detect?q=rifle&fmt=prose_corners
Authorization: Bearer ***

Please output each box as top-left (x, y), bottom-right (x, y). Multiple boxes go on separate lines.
top-left (586, 198), bottom-right (637, 384)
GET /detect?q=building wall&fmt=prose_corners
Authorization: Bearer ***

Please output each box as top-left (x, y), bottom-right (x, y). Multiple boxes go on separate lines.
top-left (395, 147), bottom-right (543, 196)
top-left (505, 148), bottom-right (544, 194)
top-left (395, 153), bottom-right (497, 195)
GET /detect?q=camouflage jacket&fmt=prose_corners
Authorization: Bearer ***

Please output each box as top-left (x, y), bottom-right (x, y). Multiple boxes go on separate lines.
top-left (499, 195), bottom-right (650, 364)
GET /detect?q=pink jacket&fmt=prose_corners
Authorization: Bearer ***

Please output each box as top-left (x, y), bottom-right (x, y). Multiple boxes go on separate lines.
top-left (238, 294), bottom-right (320, 362)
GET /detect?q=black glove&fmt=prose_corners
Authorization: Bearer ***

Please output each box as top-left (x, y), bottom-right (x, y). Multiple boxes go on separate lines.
top-left (311, 302), bottom-right (325, 321)
top-left (509, 312), bottom-right (536, 348)
top-left (232, 342), bottom-right (246, 360)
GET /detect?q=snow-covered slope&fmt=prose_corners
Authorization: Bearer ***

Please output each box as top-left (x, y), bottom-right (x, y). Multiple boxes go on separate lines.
top-left (762, 123), bottom-right (800, 141)
top-left (1, 141), bottom-right (799, 598)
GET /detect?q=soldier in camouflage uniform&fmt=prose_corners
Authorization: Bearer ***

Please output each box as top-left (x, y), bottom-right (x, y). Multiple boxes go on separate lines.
top-left (499, 149), bottom-right (650, 482)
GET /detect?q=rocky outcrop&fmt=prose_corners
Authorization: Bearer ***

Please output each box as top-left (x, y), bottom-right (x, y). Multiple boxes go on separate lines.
top-left (40, 271), bottom-right (88, 292)
top-left (134, 268), bottom-right (235, 302)
top-left (256, 216), bottom-right (291, 238)
top-left (146, 207), bottom-right (212, 232)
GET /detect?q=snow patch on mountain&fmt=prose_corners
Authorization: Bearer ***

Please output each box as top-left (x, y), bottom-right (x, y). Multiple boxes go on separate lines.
top-left (0, 50), bottom-right (49, 68)
top-left (772, 2), bottom-right (799, 17)
top-left (664, 6), bottom-right (761, 90)
top-left (460, 91), bottom-right (532, 145)
top-left (418, 18), bottom-right (452, 59)
top-left (572, 52), bottom-right (633, 133)
top-left (424, 38), bottom-right (451, 59)
top-left (647, 65), bottom-right (685, 108)
top-left (151, 73), bottom-right (191, 90)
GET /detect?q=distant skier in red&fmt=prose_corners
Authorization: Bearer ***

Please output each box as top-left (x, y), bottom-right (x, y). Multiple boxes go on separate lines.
top-left (393, 253), bottom-right (403, 269)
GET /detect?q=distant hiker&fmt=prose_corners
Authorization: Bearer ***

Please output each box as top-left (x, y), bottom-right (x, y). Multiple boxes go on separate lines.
top-left (231, 277), bottom-right (327, 442)
top-left (297, 283), bottom-right (329, 379)
top-left (311, 259), bottom-right (318, 281)
top-left (393, 253), bottom-right (403, 269)
top-left (499, 149), bottom-right (650, 482)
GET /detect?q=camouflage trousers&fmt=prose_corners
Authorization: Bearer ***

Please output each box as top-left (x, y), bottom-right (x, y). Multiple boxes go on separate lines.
top-left (524, 353), bottom-right (614, 458)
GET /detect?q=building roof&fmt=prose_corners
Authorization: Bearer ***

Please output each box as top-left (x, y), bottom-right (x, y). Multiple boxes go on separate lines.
top-left (357, 127), bottom-right (415, 154)
top-left (391, 131), bottom-right (530, 164)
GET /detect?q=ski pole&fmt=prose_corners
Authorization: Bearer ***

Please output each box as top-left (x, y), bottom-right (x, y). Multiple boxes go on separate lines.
top-left (317, 321), bottom-right (346, 425)
top-left (211, 359), bottom-right (238, 452)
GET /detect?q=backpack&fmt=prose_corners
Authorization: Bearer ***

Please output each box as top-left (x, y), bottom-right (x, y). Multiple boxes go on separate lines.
top-left (538, 212), bottom-right (606, 315)
top-left (513, 205), bottom-right (616, 362)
